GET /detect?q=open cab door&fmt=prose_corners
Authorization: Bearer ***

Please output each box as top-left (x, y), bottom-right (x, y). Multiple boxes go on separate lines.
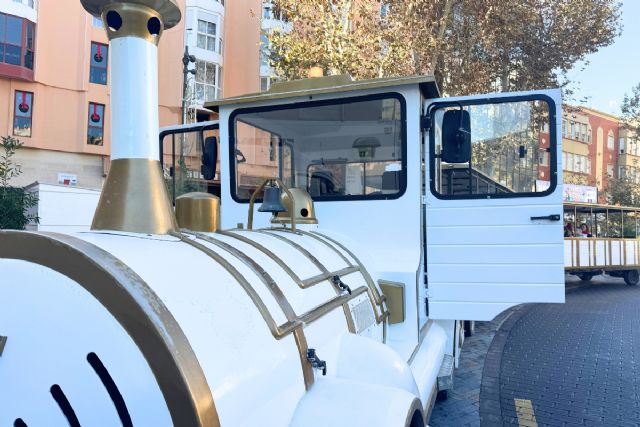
top-left (425, 90), bottom-right (564, 320)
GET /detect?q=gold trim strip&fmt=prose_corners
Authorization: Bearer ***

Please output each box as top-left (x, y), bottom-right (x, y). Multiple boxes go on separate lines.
top-left (302, 266), bottom-right (360, 287)
top-left (0, 231), bottom-right (218, 427)
top-left (269, 228), bottom-right (355, 264)
top-left (223, 229), bottom-right (357, 333)
top-left (576, 239), bottom-right (581, 267)
top-left (299, 287), bottom-right (368, 325)
top-left (307, 230), bottom-right (390, 341)
top-left (175, 232), bottom-right (314, 389)
top-left (308, 231), bottom-right (385, 306)
top-left (172, 232), bottom-right (301, 338)
top-left (100, 3), bottom-right (164, 45)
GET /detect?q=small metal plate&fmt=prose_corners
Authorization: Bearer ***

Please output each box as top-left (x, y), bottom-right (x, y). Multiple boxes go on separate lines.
top-left (379, 280), bottom-right (405, 324)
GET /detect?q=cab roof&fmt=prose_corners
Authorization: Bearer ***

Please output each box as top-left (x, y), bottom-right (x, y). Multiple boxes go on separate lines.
top-left (204, 74), bottom-right (440, 112)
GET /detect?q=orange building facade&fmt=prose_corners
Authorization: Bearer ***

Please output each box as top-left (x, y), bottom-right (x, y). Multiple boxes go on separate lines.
top-left (1, 0), bottom-right (266, 189)
top-left (3, 0), bottom-right (634, 199)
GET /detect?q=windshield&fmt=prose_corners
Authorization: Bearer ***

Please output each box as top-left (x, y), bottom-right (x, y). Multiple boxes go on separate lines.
top-left (231, 94), bottom-right (406, 202)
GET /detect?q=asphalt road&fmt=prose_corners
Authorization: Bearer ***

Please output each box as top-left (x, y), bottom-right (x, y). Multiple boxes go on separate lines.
top-left (431, 275), bottom-right (640, 427)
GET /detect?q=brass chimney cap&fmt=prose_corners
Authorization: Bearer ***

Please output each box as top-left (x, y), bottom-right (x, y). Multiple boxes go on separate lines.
top-left (81, 0), bottom-right (181, 29)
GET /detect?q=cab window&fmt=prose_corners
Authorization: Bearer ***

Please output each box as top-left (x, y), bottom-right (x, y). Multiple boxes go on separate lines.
top-left (429, 96), bottom-right (556, 199)
top-left (231, 94), bottom-right (406, 202)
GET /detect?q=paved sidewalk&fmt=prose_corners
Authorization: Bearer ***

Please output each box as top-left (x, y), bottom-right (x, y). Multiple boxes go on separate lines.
top-left (430, 310), bottom-right (513, 427)
top-left (482, 277), bottom-right (640, 426)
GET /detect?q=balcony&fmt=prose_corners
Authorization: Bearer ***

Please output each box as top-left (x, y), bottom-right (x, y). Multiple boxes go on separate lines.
top-left (1, 0), bottom-right (37, 22)
top-left (618, 153), bottom-right (640, 168)
top-left (0, 12), bottom-right (36, 81)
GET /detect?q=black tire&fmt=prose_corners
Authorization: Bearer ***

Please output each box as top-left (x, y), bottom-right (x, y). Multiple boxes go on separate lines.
top-left (624, 270), bottom-right (639, 286)
top-left (577, 273), bottom-right (595, 282)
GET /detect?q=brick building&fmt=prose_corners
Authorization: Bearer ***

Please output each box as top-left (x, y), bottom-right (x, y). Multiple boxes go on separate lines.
top-left (561, 106), bottom-right (623, 203)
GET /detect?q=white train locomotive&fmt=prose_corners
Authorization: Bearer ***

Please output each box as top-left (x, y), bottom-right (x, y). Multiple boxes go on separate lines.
top-left (0, 0), bottom-right (566, 426)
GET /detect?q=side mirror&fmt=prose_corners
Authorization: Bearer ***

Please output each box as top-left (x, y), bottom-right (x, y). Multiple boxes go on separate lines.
top-left (441, 109), bottom-right (471, 163)
top-left (201, 136), bottom-right (217, 180)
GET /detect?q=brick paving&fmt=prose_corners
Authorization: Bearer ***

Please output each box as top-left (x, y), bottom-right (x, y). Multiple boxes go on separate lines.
top-left (483, 276), bottom-right (640, 426)
top-left (431, 275), bottom-right (640, 427)
top-left (430, 311), bottom-right (514, 427)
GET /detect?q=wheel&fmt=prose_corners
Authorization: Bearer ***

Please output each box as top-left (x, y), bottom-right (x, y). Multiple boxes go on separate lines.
top-left (624, 270), bottom-right (639, 286)
top-left (577, 273), bottom-right (595, 282)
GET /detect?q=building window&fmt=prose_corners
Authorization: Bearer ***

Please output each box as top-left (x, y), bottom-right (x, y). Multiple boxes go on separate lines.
top-left (196, 19), bottom-right (221, 53)
top-left (195, 60), bottom-right (221, 102)
top-left (92, 16), bottom-right (103, 28)
top-left (260, 76), bottom-right (272, 92)
top-left (563, 152), bottom-right (590, 174)
top-left (12, 0), bottom-right (36, 8)
top-left (13, 90), bottom-right (33, 137)
top-left (619, 137), bottom-right (626, 154)
top-left (0, 13), bottom-right (35, 71)
top-left (607, 131), bottom-right (614, 150)
top-left (607, 163), bottom-right (614, 177)
top-left (260, 33), bottom-right (269, 67)
top-left (87, 102), bottom-right (105, 146)
top-left (262, 2), bottom-right (288, 21)
top-left (90, 42), bottom-right (108, 85)
top-left (538, 149), bottom-right (549, 166)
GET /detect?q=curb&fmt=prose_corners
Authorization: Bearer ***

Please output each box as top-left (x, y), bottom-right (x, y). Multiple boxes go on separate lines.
top-left (478, 304), bottom-right (536, 427)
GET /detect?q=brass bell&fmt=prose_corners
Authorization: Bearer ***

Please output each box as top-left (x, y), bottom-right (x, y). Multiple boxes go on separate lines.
top-left (258, 183), bottom-right (287, 213)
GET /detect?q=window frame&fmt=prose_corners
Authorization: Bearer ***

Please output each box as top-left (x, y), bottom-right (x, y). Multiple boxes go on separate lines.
top-left (89, 41), bottom-right (108, 85)
top-left (196, 19), bottom-right (220, 53)
top-left (229, 92), bottom-right (408, 204)
top-left (87, 102), bottom-right (105, 146)
top-left (607, 131), bottom-right (615, 150)
top-left (13, 89), bottom-right (33, 137)
top-left (428, 94), bottom-right (558, 200)
top-left (194, 59), bottom-right (221, 102)
top-left (0, 13), bottom-right (35, 73)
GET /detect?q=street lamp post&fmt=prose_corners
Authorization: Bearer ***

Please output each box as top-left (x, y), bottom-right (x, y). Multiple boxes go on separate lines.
top-left (181, 45), bottom-right (196, 124)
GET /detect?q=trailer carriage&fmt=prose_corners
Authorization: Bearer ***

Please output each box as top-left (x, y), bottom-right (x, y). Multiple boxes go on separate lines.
top-left (564, 202), bottom-right (640, 285)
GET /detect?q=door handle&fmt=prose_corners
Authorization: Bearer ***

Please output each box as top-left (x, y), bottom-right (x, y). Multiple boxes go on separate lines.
top-left (530, 214), bottom-right (561, 221)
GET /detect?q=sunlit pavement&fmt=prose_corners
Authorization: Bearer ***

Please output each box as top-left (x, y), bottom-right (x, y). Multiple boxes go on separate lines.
top-left (430, 275), bottom-right (640, 427)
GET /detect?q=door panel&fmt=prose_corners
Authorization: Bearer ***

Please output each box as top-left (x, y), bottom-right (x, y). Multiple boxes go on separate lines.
top-left (425, 90), bottom-right (564, 321)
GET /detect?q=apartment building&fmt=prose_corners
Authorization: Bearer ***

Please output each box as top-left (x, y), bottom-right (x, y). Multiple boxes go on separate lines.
top-left (182, 0), bottom-right (264, 121)
top-left (0, 0), bottom-right (186, 188)
top-left (561, 106), bottom-right (622, 203)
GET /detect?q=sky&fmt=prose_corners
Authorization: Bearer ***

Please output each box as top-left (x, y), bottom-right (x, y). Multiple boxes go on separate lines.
top-left (566, 0), bottom-right (640, 115)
